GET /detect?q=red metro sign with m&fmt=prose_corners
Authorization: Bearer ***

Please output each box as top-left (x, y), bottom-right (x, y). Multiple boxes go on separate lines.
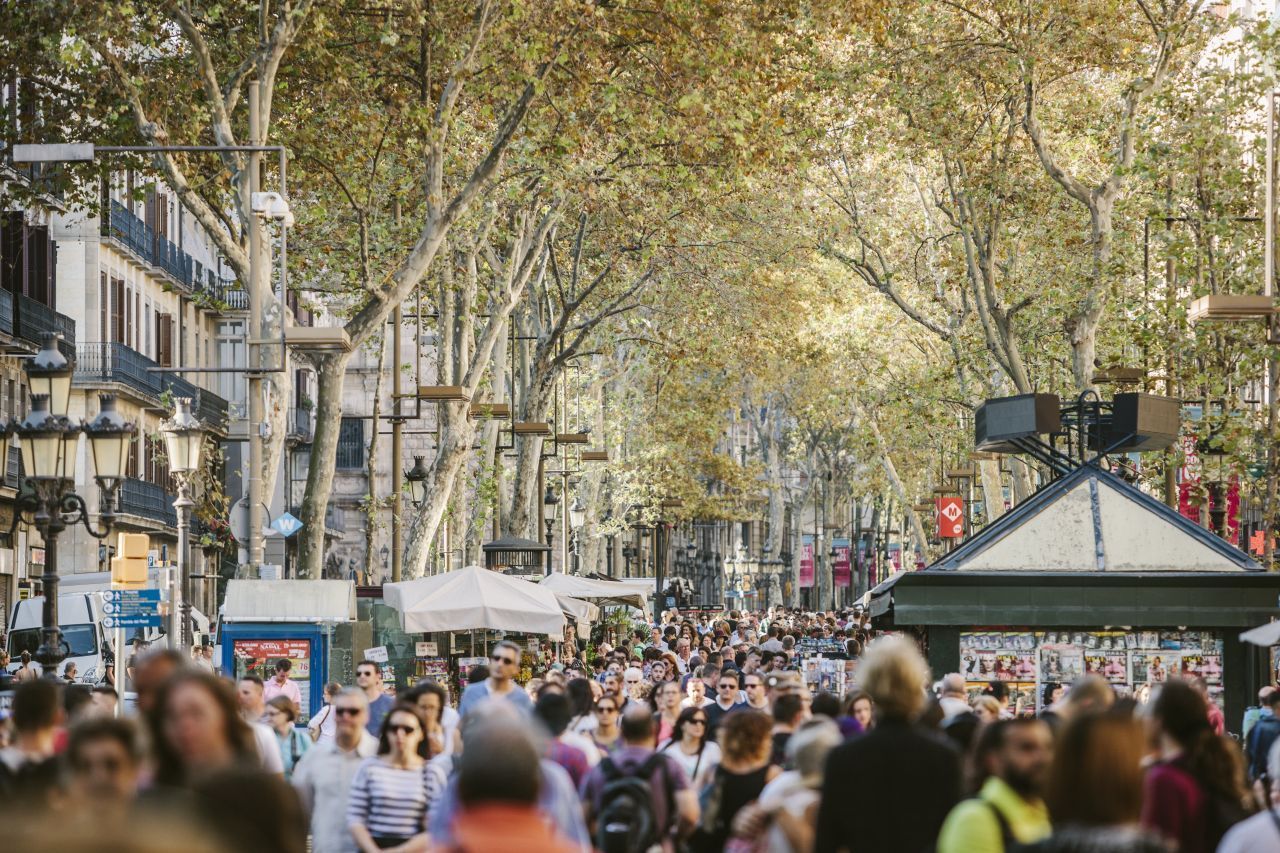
top-left (936, 497), bottom-right (964, 538)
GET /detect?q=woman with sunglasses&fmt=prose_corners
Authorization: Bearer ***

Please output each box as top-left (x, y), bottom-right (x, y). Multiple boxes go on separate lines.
top-left (660, 705), bottom-right (721, 790)
top-left (591, 697), bottom-right (623, 754)
top-left (348, 703), bottom-right (447, 852)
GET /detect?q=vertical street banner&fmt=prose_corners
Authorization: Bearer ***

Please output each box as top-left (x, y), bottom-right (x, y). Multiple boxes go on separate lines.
top-left (799, 535), bottom-right (814, 588)
top-left (832, 538), bottom-right (851, 587)
top-left (937, 496), bottom-right (964, 538)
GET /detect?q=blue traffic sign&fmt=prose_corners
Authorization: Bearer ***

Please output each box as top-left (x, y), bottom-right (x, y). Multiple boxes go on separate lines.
top-left (271, 512), bottom-right (304, 538)
top-left (103, 589), bottom-right (161, 603)
top-left (103, 614), bottom-right (163, 629)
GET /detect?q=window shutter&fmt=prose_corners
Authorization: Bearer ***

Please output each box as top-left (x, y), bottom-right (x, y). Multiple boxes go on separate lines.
top-left (112, 278), bottom-right (124, 343)
top-left (158, 314), bottom-right (174, 367)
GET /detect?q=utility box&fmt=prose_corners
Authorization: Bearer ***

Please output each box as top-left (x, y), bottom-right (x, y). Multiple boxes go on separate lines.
top-left (975, 394), bottom-right (1062, 453)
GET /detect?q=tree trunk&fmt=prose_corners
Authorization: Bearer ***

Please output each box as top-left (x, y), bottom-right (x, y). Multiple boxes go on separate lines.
top-left (505, 372), bottom-right (557, 537)
top-left (296, 353), bottom-right (350, 578)
top-left (978, 458), bottom-right (1005, 523)
top-left (402, 401), bottom-right (475, 578)
top-left (363, 333), bottom-right (388, 577)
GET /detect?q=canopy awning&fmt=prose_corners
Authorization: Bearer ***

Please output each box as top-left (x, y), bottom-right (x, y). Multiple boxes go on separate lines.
top-left (222, 579), bottom-right (356, 623)
top-left (539, 573), bottom-right (649, 609)
top-left (1241, 620), bottom-right (1280, 647)
top-left (384, 565), bottom-right (567, 637)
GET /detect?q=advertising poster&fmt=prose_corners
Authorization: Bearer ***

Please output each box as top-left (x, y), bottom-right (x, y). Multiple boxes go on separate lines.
top-left (832, 539), bottom-right (852, 588)
top-left (1039, 646), bottom-right (1083, 683)
top-left (1084, 652), bottom-right (1128, 684)
top-left (799, 536), bottom-right (815, 588)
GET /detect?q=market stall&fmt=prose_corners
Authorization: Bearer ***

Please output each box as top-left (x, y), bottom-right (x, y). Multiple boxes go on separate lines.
top-left (539, 572), bottom-right (648, 610)
top-left (384, 565), bottom-right (585, 694)
top-left (218, 579), bottom-right (356, 723)
top-left (869, 465), bottom-right (1280, 728)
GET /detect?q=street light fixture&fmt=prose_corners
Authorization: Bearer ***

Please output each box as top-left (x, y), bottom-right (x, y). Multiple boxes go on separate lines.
top-left (544, 485), bottom-right (559, 573)
top-left (569, 496), bottom-right (586, 529)
top-left (405, 456), bottom-right (429, 507)
top-left (14, 344), bottom-right (135, 669)
top-left (161, 398), bottom-right (205, 650)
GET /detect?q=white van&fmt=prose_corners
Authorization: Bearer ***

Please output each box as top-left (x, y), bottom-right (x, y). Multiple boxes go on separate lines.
top-left (7, 591), bottom-right (116, 683)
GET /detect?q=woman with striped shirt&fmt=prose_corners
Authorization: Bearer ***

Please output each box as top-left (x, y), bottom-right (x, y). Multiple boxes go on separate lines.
top-left (347, 703), bottom-right (445, 851)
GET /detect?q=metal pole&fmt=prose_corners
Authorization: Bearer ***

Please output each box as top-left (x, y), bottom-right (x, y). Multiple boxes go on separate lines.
top-left (560, 471), bottom-right (569, 573)
top-left (246, 82), bottom-right (265, 573)
top-left (1266, 88), bottom-right (1278, 567)
top-left (36, 514), bottom-right (64, 671)
top-left (174, 481), bottom-right (193, 651)
top-left (114, 623), bottom-right (125, 717)
top-left (392, 305), bottom-right (403, 582)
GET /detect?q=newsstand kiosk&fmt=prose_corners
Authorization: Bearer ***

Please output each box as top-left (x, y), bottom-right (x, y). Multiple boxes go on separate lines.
top-left (218, 579), bottom-right (356, 724)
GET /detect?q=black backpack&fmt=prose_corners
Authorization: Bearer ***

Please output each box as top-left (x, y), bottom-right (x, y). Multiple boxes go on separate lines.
top-left (596, 754), bottom-right (670, 853)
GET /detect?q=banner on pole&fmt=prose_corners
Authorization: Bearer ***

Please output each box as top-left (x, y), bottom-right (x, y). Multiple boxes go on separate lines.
top-left (832, 538), bottom-right (851, 587)
top-left (799, 536), bottom-right (814, 588)
top-left (937, 497), bottom-right (964, 538)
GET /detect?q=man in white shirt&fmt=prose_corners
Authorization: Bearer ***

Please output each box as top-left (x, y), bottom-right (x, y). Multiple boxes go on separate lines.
top-left (674, 639), bottom-right (694, 675)
top-left (237, 674), bottom-right (284, 774)
top-left (293, 688), bottom-right (379, 853)
top-left (937, 673), bottom-right (972, 719)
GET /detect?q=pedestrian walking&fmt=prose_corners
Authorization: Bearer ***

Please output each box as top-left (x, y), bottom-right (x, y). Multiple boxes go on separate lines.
top-left (1030, 712), bottom-right (1167, 853)
top-left (237, 673), bottom-right (285, 774)
top-left (653, 679), bottom-right (682, 743)
top-left (266, 695), bottom-right (312, 782)
top-left (346, 704), bottom-right (444, 852)
top-left (308, 681), bottom-right (343, 745)
top-left (14, 650), bottom-right (38, 682)
top-left (593, 695), bottom-right (623, 753)
top-left (447, 712), bottom-right (581, 852)
top-left (458, 640), bottom-right (534, 717)
top-left (62, 717), bottom-right (144, 812)
top-left (1219, 738), bottom-right (1280, 853)
top-left (581, 706), bottom-right (699, 853)
top-left (660, 706), bottom-right (721, 790)
top-left (1248, 688), bottom-right (1280, 782)
top-left (770, 693), bottom-right (805, 767)
top-left (705, 670), bottom-right (746, 739)
top-left (264, 658), bottom-right (303, 708)
top-left (0, 679), bottom-right (62, 805)
top-left (815, 635), bottom-right (961, 853)
top-left (937, 718), bottom-right (1054, 853)
top-left (354, 660), bottom-right (394, 736)
top-left (292, 688), bottom-right (379, 853)
top-left (536, 691), bottom-right (591, 788)
top-left (690, 709), bottom-right (779, 853)
top-left (1142, 680), bottom-right (1248, 853)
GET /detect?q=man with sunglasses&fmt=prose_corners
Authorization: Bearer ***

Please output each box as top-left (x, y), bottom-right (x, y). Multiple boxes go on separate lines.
top-left (704, 670), bottom-right (746, 740)
top-left (355, 660), bottom-right (394, 735)
top-left (292, 688), bottom-right (378, 853)
top-left (459, 640), bottom-right (534, 718)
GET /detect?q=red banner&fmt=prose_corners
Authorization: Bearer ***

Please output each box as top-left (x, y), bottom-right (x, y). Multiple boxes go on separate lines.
top-left (799, 537), bottom-right (814, 588)
top-left (833, 540), bottom-right (851, 587)
top-left (937, 497), bottom-right (964, 538)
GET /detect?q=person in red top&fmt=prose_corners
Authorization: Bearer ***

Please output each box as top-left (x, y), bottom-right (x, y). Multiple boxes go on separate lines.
top-left (1142, 680), bottom-right (1248, 853)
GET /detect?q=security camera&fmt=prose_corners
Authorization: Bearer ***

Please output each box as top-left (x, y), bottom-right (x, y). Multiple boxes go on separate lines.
top-left (250, 191), bottom-right (295, 227)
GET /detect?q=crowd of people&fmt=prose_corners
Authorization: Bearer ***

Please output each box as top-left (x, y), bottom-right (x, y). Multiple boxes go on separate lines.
top-left (0, 606), bottom-right (1278, 853)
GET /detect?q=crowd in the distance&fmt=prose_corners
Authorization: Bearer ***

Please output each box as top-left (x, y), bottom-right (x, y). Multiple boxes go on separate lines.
top-left (0, 607), bottom-right (1277, 853)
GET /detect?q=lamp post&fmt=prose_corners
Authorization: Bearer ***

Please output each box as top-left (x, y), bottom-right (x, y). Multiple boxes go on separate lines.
top-left (14, 335), bottom-right (134, 670)
top-left (543, 485), bottom-right (559, 575)
top-left (161, 398), bottom-right (206, 651)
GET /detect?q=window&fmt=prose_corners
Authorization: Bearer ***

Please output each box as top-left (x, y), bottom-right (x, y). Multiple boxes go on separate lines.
top-left (336, 418), bottom-right (365, 469)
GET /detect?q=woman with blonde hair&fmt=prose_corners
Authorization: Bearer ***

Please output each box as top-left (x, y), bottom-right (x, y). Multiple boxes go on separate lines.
top-left (971, 694), bottom-right (1002, 724)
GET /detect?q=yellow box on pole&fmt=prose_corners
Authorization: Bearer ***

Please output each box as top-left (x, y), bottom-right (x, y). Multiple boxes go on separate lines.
top-left (112, 532), bottom-right (150, 586)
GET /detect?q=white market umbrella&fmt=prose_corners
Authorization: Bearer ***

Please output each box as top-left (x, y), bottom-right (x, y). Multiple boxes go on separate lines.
top-left (384, 565), bottom-right (566, 636)
top-left (539, 573), bottom-right (649, 610)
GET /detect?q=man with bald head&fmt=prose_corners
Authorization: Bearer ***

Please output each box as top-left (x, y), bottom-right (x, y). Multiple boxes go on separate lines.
top-left (938, 673), bottom-right (970, 718)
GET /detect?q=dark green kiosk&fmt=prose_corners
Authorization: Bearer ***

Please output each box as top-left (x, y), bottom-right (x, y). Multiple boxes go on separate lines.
top-left (869, 395), bottom-right (1280, 732)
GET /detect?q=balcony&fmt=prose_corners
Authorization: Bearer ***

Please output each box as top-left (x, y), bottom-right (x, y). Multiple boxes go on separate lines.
top-left (74, 342), bottom-right (230, 433)
top-left (15, 294), bottom-right (75, 355)
top-left (288, 407), bottom-right (313, 442)
top-left (103, 201), bottom-right (234, 302)
top-left (117, 478), bottom-right (177, 527)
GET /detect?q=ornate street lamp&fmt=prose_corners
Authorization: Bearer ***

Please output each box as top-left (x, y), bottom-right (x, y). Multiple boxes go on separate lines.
top-left (543, 485), bottom-right (559, 573)
top-left (15, 382), bottom-right (134, 669)
top-left (405, 456), bottom-right (429, 507)
top-left (161, 398), bottom-right (205, 650)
